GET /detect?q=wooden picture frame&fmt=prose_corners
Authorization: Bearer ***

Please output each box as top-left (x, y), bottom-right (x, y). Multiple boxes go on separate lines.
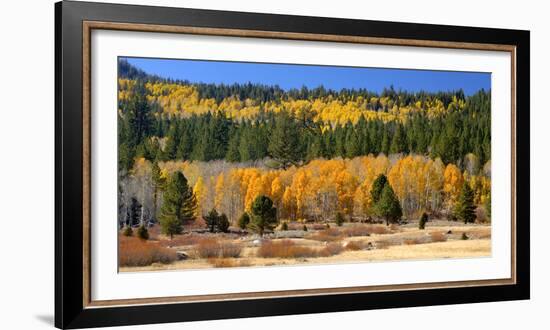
top-left (55, 1), bottom-right (530, 328)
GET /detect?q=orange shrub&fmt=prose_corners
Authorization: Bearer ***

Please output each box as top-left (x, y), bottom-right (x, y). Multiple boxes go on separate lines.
top-left (119, 236), bottom-right (177, 267)
top-left (375, 240), bottom-right (392, 249)
top-left (345, 241), bottom-right (364, 251)
top-left (195, 238), bottom-right (242, 259)
top-left (257, 240), bottom-right (318, 258)
top-left (196, 238), bottom-right (221, 258)
top-left (319, 242), bottom-right (344, 257)
top-left (430, 231), bottom-right (447, 242)
top-left (342, 225), bottom-right (371, 237)
top-left (368, 225), bottom-right (392, 235)
top-left (404, 238), bottom-right (422, 245)
top-left (219, 242), bottom-right (243, 258)
top-left (307, 228), bottom-right (343, 242)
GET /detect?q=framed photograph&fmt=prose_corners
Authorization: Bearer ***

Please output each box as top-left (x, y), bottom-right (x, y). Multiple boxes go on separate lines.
top-left (55, 1), bottom-right (530, 328)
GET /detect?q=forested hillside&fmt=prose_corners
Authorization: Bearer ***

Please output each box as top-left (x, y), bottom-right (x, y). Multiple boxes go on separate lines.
top-left (117, 60), bottom-right (491, 228)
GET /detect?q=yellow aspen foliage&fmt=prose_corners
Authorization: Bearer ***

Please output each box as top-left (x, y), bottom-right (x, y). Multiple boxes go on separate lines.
top-left (119, 78), bottom-right (461, 123)
top-left (290, 169), bottom-right (313, 219)
top-left (282, 186), bottom-right (296, 220)
top-left (193, 176), bottom-right (206, 217)
top-left (136, 154), bottom-right (486, 224)
top-left (214, 173), bottom-right (225, 210)
top-left (443, 164), bottom-right (464, 208)
top-left (271, 177), bottom-right (284, 206)
top-left (334, 170), bottom-right (358, 216)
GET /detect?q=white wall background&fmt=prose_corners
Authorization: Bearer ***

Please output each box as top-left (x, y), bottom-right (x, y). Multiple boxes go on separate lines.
top-left (0, 0), bottom-right (545, 329)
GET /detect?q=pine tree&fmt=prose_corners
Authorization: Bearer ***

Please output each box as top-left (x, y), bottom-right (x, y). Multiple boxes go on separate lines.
top-left (123, 226), bottom-right (133, 237)
top-left (218, 213), bottom-right (230, 233)
top-left (151, 160), bottom-right (165, 221)
top-left (237, 212), bottom-right (250, 229)
top-left (345, 130), bottom-right (360, 158)
top-left (127, 197), bottom-right (142, 227)
top-left (335, 212), bottom-right (345, 227)
top-left (380, 129), bottom-right (390, 155)
top-left (124, 81), bottom-right (153, 145)
top-left (370, 174), bottom-right (389, 205)
top-left (159, 171), bottom-right (197, 239)
top-left (176, 123), bottom-right (193, 160)
top-left (225, 131), bottom-right (241, 162)
top-left (419, 212), bottom-right (428, 230)
top-left (137, 224), bottom-right (149, 240)
top-left (249, 195), bottom-right (277, 236)
top-left (268, 112), bottom-right (302, 169)
top-left (204, 208), bottom-right (220, 233)
top-left (376, 184), bottom-right (403, 226)
top-left (454, 182), bottom-right (476, 224)
top-left (389, 124), bottom-right (408, 154)
top-left (281, 221), bottom-right (288, 231)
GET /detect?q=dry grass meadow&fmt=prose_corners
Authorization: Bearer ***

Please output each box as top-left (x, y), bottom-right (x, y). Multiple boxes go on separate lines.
top-left (119, 220), bottom-right (491, 272)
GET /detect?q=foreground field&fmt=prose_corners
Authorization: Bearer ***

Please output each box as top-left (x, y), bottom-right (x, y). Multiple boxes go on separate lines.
top-left (119, 220), bottom-right (491, 272)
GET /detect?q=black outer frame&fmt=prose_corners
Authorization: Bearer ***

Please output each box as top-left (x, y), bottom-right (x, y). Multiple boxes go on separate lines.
top-left (55, 0), bottom-right (530, 328)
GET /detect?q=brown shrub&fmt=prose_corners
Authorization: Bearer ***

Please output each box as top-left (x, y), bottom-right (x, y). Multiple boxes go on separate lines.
top-left (219, 242), bottom-right (243, 258)
top-left (307, 228), bottom-right (343, 242)
top-left (475, 207), bottom-right (488, 223)
top-left (345, 241), bottom-right (363, 251)
top-left (119, 236), bottom-right (177, 267)
top-left (195, 238), bottom-right (243, 259)
top-left (257, 240), bottom-right (318, 258)
top-left (319, 242), bottom-right (344, 257)
top-left (389, 224), bottom-right (401, 232)
top-left (404, 238), bottom-right (422, 245)
top-left (195, 238), bottom-right (221, 258)
top-left (342, 225), bottom-right (371, 237)
top-left (430, 231), bottom-right (447, 243)
top-left (368, 225), bottom-right (392, 235)
top-left (311, 223), bottom-right (328, 230)
top-left (375, 240), bottom-right (391, 249)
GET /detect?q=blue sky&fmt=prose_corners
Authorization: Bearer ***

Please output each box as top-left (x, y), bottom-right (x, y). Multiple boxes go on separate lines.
top-left (123, 57), bottom-right (490, 95)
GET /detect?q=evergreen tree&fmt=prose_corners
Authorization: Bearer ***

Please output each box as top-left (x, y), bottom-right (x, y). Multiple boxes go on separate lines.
top-left (376, 184), bottom-right (403, 226)
top-left (176, 123), bottom-right (193, 160)
top-left (345, 130), bottom-right (361, 158)
top-left (203, 208), bottom-right (230, 233)
top-left (380, 129), bottom-right (390, 155)
top-left (370, 174), bottom-right (389, 205)
top-left (217, 213), bottom-right (230, 233)
top-left (137, 224), bottom-right (149, 240)
top-left (419, 212), bottom-right (428, 230)
top-left (204, 208), bottom-right (220, 233)
top-left (159, 171), bottom-right (197, 239)
top-left (127, 197), bottom-right (142, 227)
top-left (335, 212), bottom-right (345, 227)
top-left (249, 195), bottom-right (277, 236)
top-left (268, 112), bottom-right (302, 169)
top-left (454, 182), bottom-right (476, 224)
top-left (389, 123), bottom-right (408, 154)
top-left (225, 130), bottom-right (241, 162)
top-left (238, 212), bottom-right (250, 230)
top-left (123, 226), bottom-right (133, 237)
top-left (151, 160), bottom-right (165, 221)
top-left (281, 221), bottom-right (288, 231)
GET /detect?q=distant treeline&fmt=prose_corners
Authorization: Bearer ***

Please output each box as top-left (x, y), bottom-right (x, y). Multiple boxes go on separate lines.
top-left (119, 59), bottom-right (469, 106)
top-left (118, 60), bottom-right (490, 173)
